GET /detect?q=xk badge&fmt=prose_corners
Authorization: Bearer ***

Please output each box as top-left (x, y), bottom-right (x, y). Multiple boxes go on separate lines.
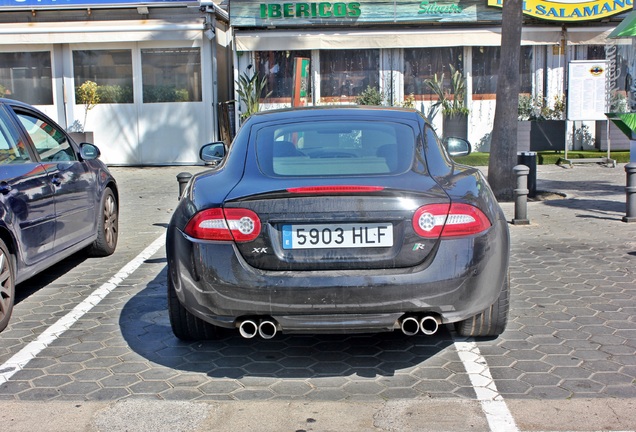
top-left (252, 247), bottom-right (268, 254)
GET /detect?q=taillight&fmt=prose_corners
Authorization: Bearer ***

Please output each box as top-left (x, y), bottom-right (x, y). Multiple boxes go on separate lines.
top-left (413, 203), bottom-right (491, 238)
top-left (184, 208), bottom-right (261, 242)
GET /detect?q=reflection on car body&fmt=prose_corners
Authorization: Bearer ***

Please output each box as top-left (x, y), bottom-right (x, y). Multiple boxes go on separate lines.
top-left (166, 106), bottom-right (509, 341)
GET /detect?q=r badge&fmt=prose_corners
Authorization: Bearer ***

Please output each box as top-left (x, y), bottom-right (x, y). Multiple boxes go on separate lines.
top-left (413, 243), bottom-right (426, 251)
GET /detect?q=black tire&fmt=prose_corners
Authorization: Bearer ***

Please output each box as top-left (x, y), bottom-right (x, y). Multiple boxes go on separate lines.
top-left (89, 187), bottom-right (118, 257)
top-left (455, 272), bottom-right (510, 338)
top-left (168, 273), bottom-right (219, 341)
top-left (0, 239), bottom-right (16, 333)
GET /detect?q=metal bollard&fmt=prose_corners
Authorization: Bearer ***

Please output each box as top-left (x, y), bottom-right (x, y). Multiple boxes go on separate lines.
top-left (623, 162), bottom-right (636, 223)
top-left (176, 172), bottom-right (193, 200)
top-left (512, 164), bottom-right (530, 225)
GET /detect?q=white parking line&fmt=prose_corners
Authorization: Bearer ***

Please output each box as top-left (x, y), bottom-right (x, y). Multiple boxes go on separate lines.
top-left (455, 339), bottom-right (519, 432)
top-left (0, 234), bottom-right (166, 385)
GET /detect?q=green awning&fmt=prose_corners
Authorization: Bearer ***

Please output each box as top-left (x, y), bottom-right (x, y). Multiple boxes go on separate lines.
top-left (609, 10), bottom-right (636, 38)
top-left (606, 112), bottom-right (636, 139)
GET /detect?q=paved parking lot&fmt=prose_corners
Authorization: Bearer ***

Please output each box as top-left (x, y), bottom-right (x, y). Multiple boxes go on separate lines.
top-left (0, 162), bottom-right (635, 431)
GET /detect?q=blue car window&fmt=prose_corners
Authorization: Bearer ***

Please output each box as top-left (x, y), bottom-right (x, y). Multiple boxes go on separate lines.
top-left (16, 112), bottom-right (76, 163)
top-left (256, 120), bottom-right (415, 177)
top-left (0, 113), bottom-right (31, 165)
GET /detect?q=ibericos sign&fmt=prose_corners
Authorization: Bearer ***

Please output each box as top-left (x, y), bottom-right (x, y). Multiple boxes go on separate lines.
top-left (230, 0), bottom-right (632, 27)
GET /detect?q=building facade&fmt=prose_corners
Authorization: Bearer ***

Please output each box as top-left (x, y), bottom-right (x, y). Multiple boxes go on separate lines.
top-left (0, 0), bottom-right (231, 165)
top-left (230, 0), bottom-right (634, 152)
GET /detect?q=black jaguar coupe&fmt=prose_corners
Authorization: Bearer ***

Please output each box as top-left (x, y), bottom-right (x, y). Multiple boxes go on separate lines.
top-left (166, 106), bottom-right (509, 341)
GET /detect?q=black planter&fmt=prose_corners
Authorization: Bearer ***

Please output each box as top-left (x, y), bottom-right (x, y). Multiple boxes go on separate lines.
top-left (595, 120), bottom-right (631, 151)
top-left (442, 114), bottom-right (468, 141)
top-left (517, 120), bottom-right (532, 152)
top-left (529, 120), bottom-right (566, 151)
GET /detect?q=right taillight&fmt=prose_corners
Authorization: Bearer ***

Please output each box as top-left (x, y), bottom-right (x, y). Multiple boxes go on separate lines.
top-left (413, 203), bottom-right (491, 238)
top-left (184, 208), bottom-right (261, 242)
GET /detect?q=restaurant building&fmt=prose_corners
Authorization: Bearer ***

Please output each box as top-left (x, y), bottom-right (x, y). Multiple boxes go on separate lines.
top-left (230, 0), bottom-right (634, 152)
top-left (0, 0), bottom-right (231, 165)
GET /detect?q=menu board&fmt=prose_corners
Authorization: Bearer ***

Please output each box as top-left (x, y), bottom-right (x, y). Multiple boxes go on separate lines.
top-left (567, 60), bottom-right (608, 121)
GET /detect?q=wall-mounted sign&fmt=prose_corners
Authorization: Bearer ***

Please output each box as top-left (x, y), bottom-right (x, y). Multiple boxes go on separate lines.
top-left (231, 0), bottom-right (502, 27)
top-left (0, 0), bottom-right (194, 10)
top-left (487, 0), bottom-right (632, 22)
top-left (292, 57), bottom-right (310, 107)
top-left (230, 0), bottom-right (630, 27)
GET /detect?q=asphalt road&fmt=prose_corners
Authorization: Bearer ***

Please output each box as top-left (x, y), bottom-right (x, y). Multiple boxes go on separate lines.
top-left (0, 163), bottom-right (635, 431)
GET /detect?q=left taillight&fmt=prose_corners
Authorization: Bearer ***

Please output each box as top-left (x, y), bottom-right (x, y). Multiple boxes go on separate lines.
top-left (413, 203), bottom-right (491, 238)
top-left (184, 208), bottom-right (261, 242)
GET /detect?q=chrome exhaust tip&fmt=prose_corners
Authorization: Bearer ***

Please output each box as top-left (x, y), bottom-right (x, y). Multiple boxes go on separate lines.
top-left (258, 320), bottom-right (278, 339)
top-left (400, 316), bottom-right (421, 336)
top-left (419, 315), bottom-right (441, 335)
top-left (238, 320), bottom-right (259, 339)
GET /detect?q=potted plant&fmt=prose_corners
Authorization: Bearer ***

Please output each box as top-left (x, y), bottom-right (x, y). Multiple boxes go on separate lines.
top-left (355, 86), bottom-right (385, 106)
top-left (517, 93), bottom-right (566, 152)
top-left (70, 80), bottom-right (100, 143)
top-left (425, 65), bottom-right (469, 140)
top-left (236, 69), bottom-right (272, 122)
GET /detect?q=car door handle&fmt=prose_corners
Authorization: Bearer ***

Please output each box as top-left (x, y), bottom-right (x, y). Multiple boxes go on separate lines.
top-left (0, 182), bottom-right (11, 195)
top-left (51, 174), bottom-right (62, 186)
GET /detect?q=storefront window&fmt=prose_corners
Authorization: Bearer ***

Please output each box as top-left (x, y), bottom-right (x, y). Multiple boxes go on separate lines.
top-left (141, 48), bottom-right (202, 103)
top-left (0, 52), bottom-right (53, 105)
top-left (255, 51), bottom-right (312, 101)
top-left (320, 50), bottom-right (379, 102)
top-left (404, 48), bottom-right (463, 100)
top-left (73, 50), bottom-right (134, 104)
top-left (472, 46), bottom-right (533, 99)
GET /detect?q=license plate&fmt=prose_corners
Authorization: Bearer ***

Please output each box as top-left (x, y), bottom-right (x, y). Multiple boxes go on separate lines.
top-left (282, 223), bottom-right (393, 249)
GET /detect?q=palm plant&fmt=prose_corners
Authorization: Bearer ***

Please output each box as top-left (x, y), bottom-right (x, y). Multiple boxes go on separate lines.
top-left (236, 70), bottom-right (272, 121)
top-left (425, 65), bottom-right (469, 118)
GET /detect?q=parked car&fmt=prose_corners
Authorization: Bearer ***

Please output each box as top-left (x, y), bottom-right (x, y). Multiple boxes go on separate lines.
top-left (167, 106), bottom-right (509, 341)
top-left (0, 98), bottom-right (118, 332)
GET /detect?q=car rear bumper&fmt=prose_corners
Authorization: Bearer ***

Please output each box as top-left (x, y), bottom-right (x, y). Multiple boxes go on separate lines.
top-left (167, 218), bottom-right (509, 333)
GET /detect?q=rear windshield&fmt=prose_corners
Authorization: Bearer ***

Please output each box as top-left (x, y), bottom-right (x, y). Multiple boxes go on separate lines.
top-left (255, 120), bottom-right (415, 177)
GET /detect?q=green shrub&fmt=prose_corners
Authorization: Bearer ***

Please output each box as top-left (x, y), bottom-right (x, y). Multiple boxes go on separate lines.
top-left (355, 86), bottom-right (384, 106)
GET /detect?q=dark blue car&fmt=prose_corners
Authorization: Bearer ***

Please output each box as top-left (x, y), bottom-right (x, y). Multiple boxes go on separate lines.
top-left (0, 98), bottom-right (118, 332)
top-left (167, 106), bottom-right (509, 341)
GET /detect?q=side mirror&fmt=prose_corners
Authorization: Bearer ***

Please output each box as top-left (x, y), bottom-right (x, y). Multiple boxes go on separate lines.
top-left (200, 142), bottom-right (226, 164)
top-left (444, 137), bottom-right (472, 157)
top-left (79, 143), bottom-right (101, 160)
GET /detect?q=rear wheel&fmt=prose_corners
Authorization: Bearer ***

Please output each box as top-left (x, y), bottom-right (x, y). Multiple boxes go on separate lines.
top-left (455, 272), bottom-right (510, 338)
top-left (168, 274), bottom-right (219, 341)
top-left (0, 239), bottom-right (15, 332)
top-left (89, 187), bottom-right (118, 257)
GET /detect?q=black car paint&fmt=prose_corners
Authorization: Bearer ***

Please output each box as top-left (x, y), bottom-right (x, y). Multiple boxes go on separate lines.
top-left (167, 106), bottom-right (509, 335)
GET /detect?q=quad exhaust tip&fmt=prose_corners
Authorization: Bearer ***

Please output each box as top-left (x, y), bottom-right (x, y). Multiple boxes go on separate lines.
top-left (241, 316), bottom-right (437, 338)
top-left (400, 315), bottom-right (441, 336)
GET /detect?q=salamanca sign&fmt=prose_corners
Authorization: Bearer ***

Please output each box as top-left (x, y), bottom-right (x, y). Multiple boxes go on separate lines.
top-left (487, 0), bottom-right (633, 21)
